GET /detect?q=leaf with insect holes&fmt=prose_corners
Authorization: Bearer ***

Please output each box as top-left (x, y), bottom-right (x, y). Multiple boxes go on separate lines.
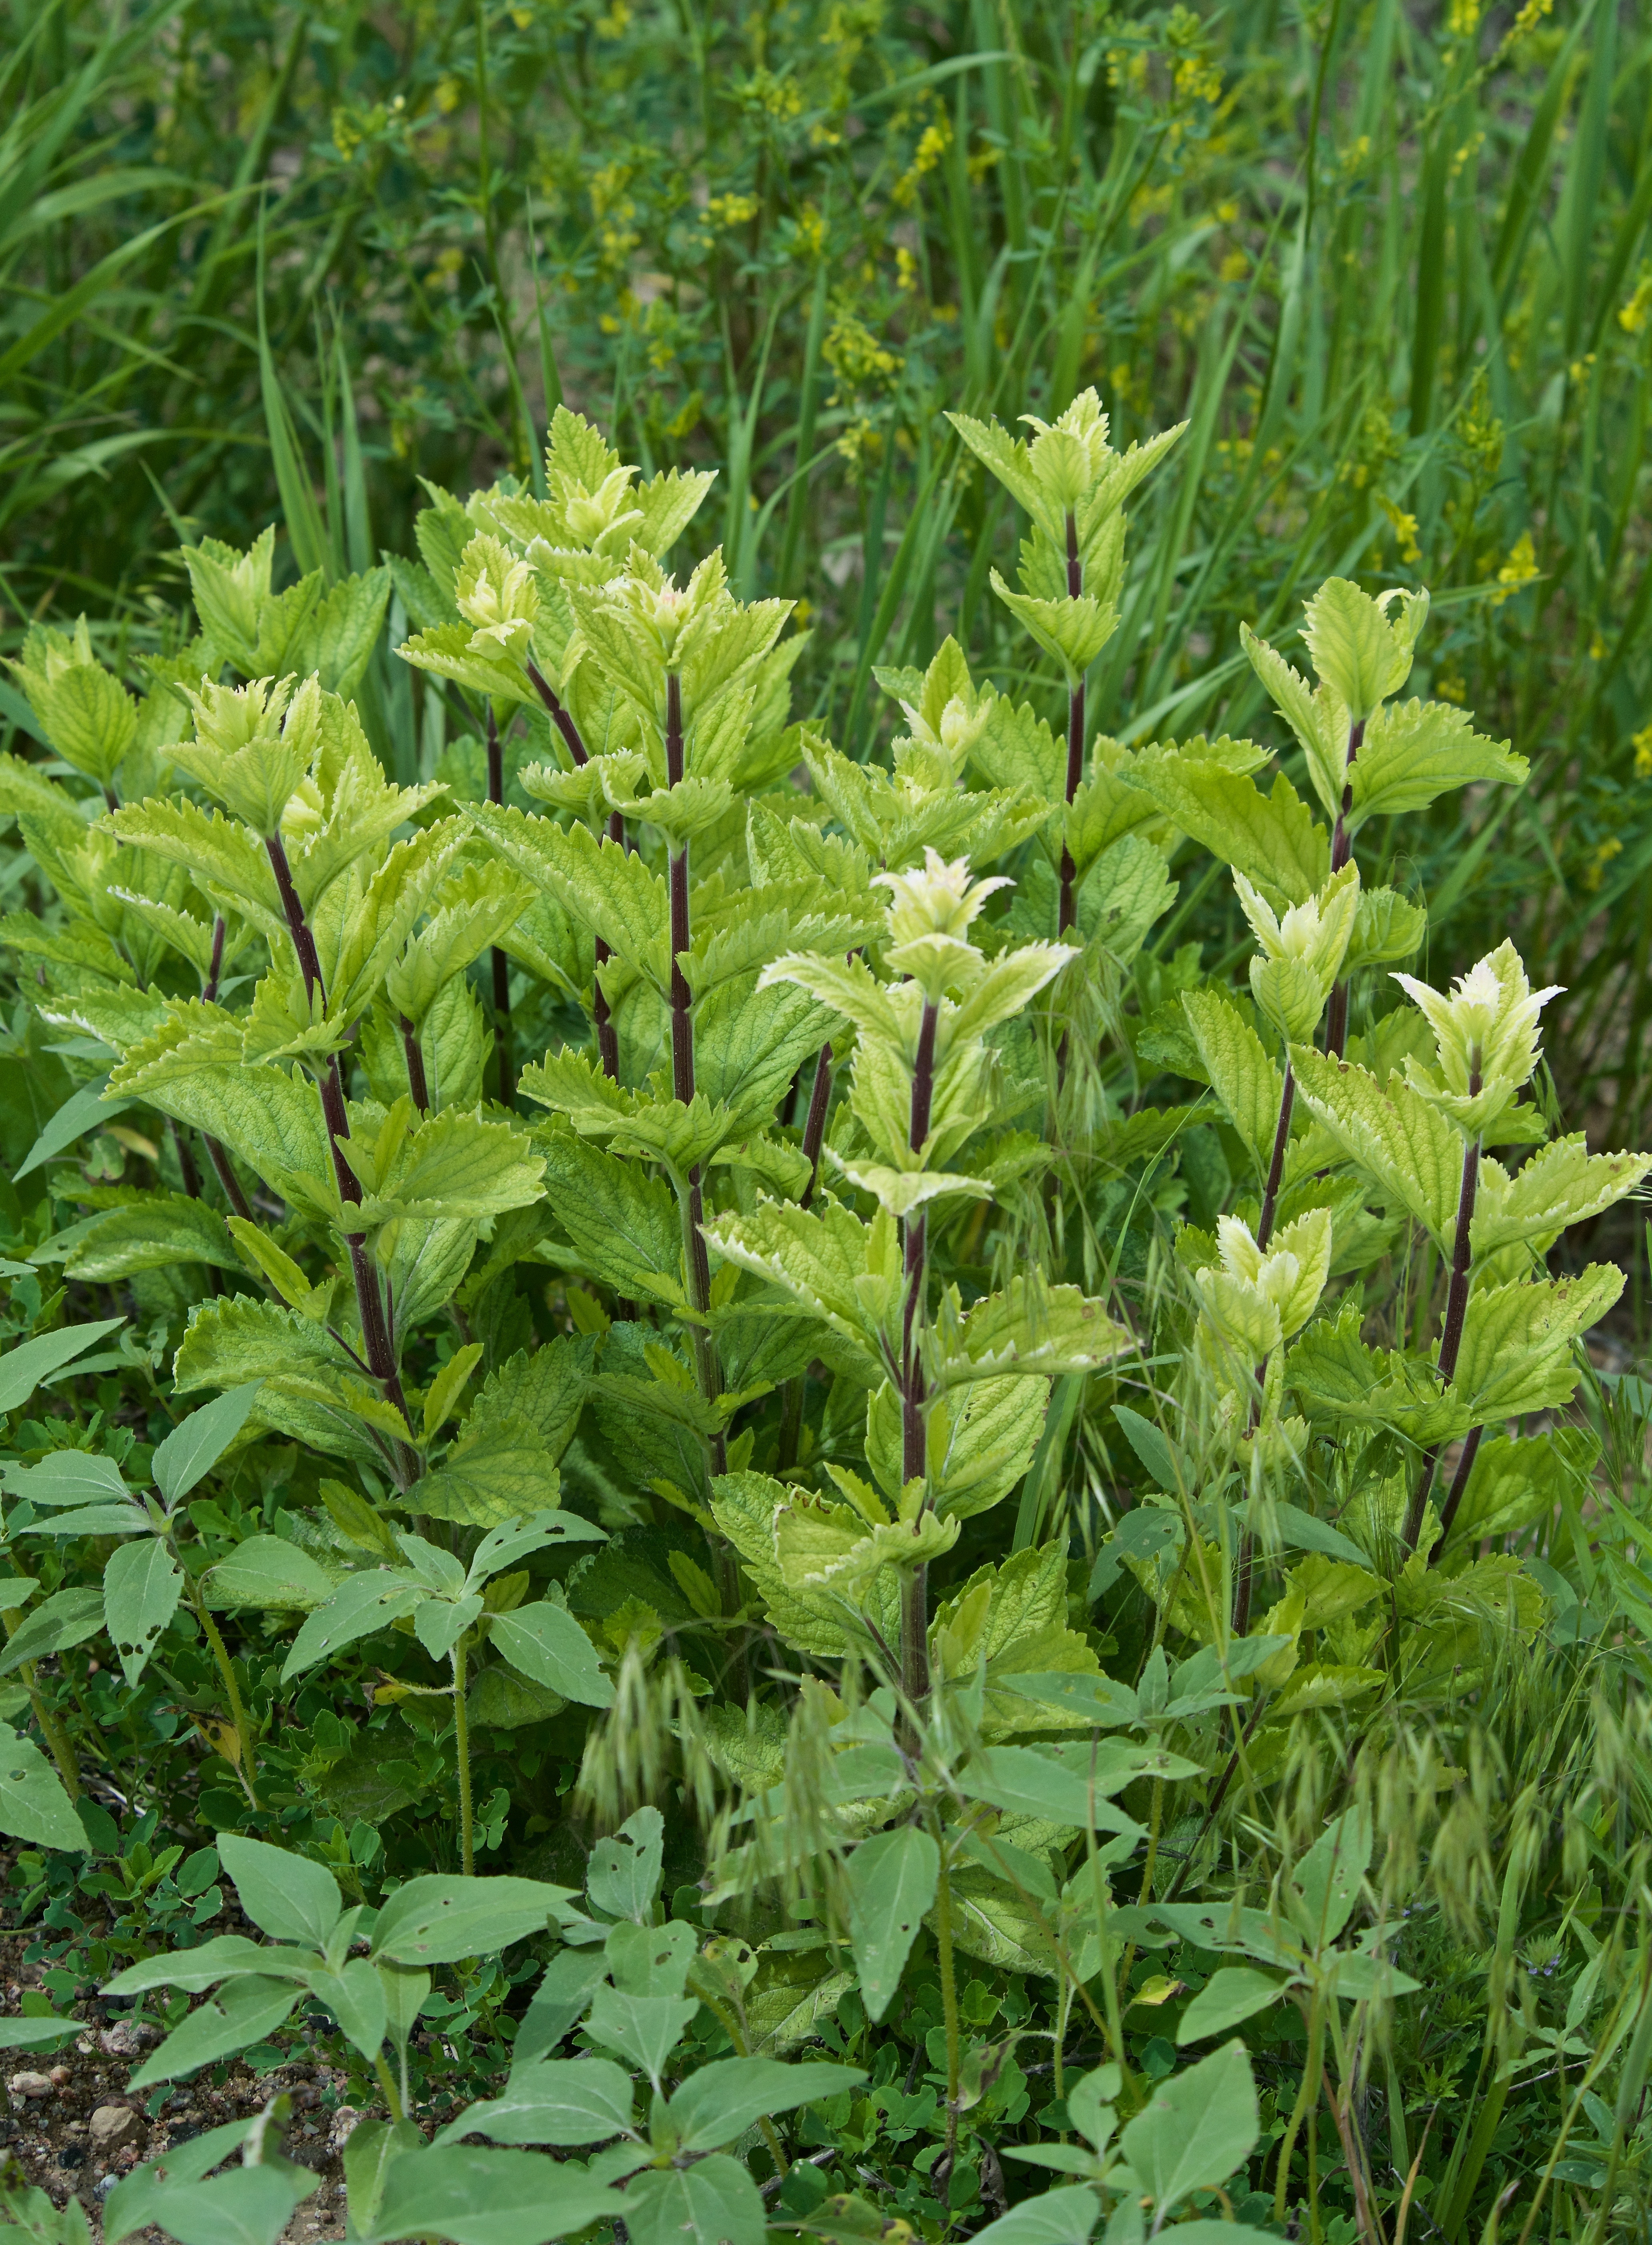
top-left (280, 1571), bottom-right (425, 1682)
top-left (128, 1975), bottom-right (303, 2090)
top-left (490, 1601), bottom-right (615, 1708)
top-left (102, 1538), bottom-right (182, 1688)
top-left (845, 1826), bottom-right (939, 2023)
top-left (369, 1874), bottom-right (580, 1967)
top-left (0, 1722), bottom-right (85, 1852)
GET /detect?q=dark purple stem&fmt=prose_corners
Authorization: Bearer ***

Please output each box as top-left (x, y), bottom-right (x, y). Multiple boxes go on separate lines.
top-left (203, 915), bottom-right (226, 1006)
top-left (1324, 720), bottom-right (1365, 1062)
top-left (1256, 1067), bottom-right (1296, 1252)
top-left (1401, 1084), bottom-right (1482, 1555)
top-left (898, 999), bottom-right (941, 1732)
top-left (401, 1017), bottom-right (431, 1112)
top-left (525, 657), bottom-right (589, 767)
top-left (264, 831), bottom-right (417, 1482)
top-left (1057, 509), bottom-right (1085, 938)
top-left (487, 703), bottom-right (512, 1106)
top-left (799, 1044), bottom-right (833, 1211)
top-left (1432, 1423), bottom-right (1485, 1561)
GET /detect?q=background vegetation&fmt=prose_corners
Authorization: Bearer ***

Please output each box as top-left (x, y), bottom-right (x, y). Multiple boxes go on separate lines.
top-left (2, 0), bottom-right (1652, 2241)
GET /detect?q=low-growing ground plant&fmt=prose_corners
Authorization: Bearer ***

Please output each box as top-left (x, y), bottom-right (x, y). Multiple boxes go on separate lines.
top-left (1, 388), bottom-right (1651, 2245)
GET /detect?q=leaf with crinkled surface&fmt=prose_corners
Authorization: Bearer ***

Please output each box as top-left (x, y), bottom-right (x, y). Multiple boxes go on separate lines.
top-left (1348, 696), bottom-right (1526, 831)
top-left (108, 797), bottom-right (285, 932)
top-left (929, 1542), bottom-right (1105, 1735)
top-left (703, 1195), bottom-right (894, 1373)
top-left (1291, 1044), bottom-right (1463, 1241)
top-left (63, 1193), bottom-right (238, 1280)
top-left (356, 1107), bottom-right (544, 1225)
top-left (946, 1277), bottom-right (1132, 1384)
top-left (1470, 1137), bottom-right (1652, 1257)
top-left (1131, 756), bottom-right (1328, 908)
top-left (537, 1131), bottom-right (686, 1306)
top-left (1284, 1304), bottom-right (1471, 1443)
top-left (1454, 1265), bottom-right (1624, 1421)
top-left (1300, 577), bottom-right (1427, 718)
top-left (711, 1471), bottom-right (901, 1659)
top-left (1239, 623), bottom-right (1346, 820)
top-left (1181, 987), bottom-right (1282, 1178)
top-left (989, 573), bottom-right (1117, 680)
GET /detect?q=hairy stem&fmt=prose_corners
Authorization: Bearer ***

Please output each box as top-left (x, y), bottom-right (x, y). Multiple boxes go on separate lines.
top-left (3, 1604), bottom-right (80, 1801)
top-left (935, 1840), bottom-right (961, 2164)
top-left (1274, 1991), bottom-right (1327, 2224)
top-left (400, 1016), bottom-right (431, 1112)
top-left (194, 1593), bottom-right (259, 1806)
top-left (452, 1636), bottom-right (473, 1875)
top-left (487, 702), bottom-right (513, 1105)
top-left (372, 2050), bottom-right (406, 2126)
top-left (1323, 718), bottom-right (1364, 1062)
top-left (1401, 1115), bottom-right (1481, 1554)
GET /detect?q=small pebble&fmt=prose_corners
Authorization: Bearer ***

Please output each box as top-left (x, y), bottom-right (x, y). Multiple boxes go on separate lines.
top-left (89, 2104), bottom-right (142, 2156)
top-left (7, 2073), bottom-right (53, 2101)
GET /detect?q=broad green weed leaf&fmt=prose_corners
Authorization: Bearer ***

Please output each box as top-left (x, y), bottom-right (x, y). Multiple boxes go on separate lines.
top-left (436, 2057), bottom-right (637, 2147)
top-left (370, 1874), bottom-right (577, 1966)
top-left (219, 1835), bottom-right (343, 1949)
top-left (0, 1588), bottom-right (105, 1676)
top-left (0, 1722), bottom-right (85, 1852)
top-left (666, 2057), bottom-right (866, 2151)
top-left (582, 1985), bottom-right (699, 2083)
top-left (1289, 1805), bottom-right (1371, 1948)
top-left (1117, 2039), bottom-right (1259, 2214)
top-left (113, 2165), bottom-right (310, 2245)
top-left (586, 1804), bottom-right (665, 1921)
top-left (205, 1535), bottom-right (335, 1610)
top-left (490, 1600), bottom-right (615, 1707)
top-left (102, 1537), bottom-right (181, 1687)
top-left (967, 2185), bottom-right (1101, 2245)
top-left (0, 1319), bottom-right (125, 1413)
top-left (128, 1974), bottom-right (302, 2089)
top-left (361, 2145), bottom-right (624, 2245)
top-left (1176, 1966), bottom-right (1294, 2043)
top-left (280, 1571), bottom-right (424, 1681)
top-left (845, 1826), bottom-right (939, 2022)
top-left (622, 2153), bottom-right (768, 2245)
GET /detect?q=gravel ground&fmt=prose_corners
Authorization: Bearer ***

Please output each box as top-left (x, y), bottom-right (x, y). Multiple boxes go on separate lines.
top-left (1, 1943), bottom-right (358, 2242)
